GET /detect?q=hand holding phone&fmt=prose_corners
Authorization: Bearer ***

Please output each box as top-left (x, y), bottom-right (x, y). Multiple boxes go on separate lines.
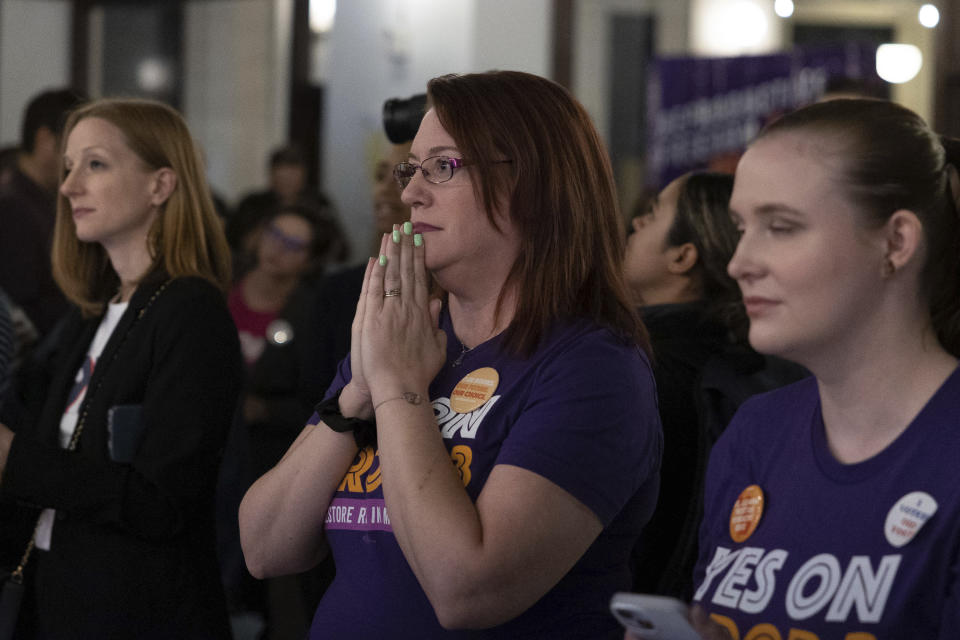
top-left (610, 592), bottom-right (702, 640)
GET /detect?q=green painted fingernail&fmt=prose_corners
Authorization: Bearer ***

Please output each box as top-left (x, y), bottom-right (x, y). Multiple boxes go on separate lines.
top-left (403, 221), bottom-right (413, 235)
top-left (392, 229), bottom-right (400, 243)
top-left (414, 233), bottom-right (423, 247)
top-left (379, 254), bottom-right (387, 266)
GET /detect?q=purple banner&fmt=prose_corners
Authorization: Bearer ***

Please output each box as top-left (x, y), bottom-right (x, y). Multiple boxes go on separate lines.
top-left (646, 43), bottom-right (881, 188)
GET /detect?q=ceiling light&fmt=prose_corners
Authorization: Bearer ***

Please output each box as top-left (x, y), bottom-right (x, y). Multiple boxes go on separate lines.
top-left (918, 4), bottom-right (940, 28)
top-left (774, 0), bottom-right (794, 19)
top-left (876, 44), bottom-right (923, 84)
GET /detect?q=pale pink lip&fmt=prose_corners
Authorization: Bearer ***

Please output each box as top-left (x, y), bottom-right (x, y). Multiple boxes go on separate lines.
top-left (743, 296), bottom-right (780, 316)
top-left (412, 222), bottom-right (441, 234)
top-left (71, 206), bottom-right (93, 218)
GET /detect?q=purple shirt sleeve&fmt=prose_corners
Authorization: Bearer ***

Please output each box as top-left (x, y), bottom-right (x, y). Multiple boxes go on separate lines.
top-left (495, 332), bottom-right (661, 525)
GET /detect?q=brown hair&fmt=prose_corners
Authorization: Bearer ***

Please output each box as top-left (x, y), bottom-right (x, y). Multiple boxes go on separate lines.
top-left (426, 71), bottom-right (648, 357)
top-left (759, 98), bottom-right (960, 356)
top-left (665, 172), bottom-right (747, 340)
top-left (52, 98), bottom-right (232, 315)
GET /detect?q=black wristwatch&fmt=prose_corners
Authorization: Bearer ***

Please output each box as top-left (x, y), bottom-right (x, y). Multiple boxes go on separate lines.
top-left (314, 388), bottom-right (377, 450)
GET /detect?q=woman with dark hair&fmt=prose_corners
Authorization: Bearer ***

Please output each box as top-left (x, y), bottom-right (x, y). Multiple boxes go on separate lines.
top-left (219, 201), bottom-right (346, 632)
top-left (625, 173), bottom-right (805, 601)
top-left (229, 203), bottom-right (344, 371)
top-left (0, 98), bottom-right (241, 638)
top-left (624, 172), bottom-right (744, 332)
top-left (221, 139), bottom-right (416, 637)
top-left (239, 70), bottom-right (662, 638)
top-left (226, 144), bottom-right (338, 276)
top-left (626, 173), bottom-right (739, 598)
top-left (680, 99), bottom-right (960, 637)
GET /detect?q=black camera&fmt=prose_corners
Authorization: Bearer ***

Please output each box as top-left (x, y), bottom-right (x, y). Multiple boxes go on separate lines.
top-left (382, 93), bottom-right (427, 144)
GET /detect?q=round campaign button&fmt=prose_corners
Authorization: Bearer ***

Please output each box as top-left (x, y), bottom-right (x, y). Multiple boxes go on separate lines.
top-left (266, 319), bottom-right (294, 345)
top-left (729, 484), bottom-right (765, 543)
top-left (884, 491), bottom-right (938, 548)
top-left (450, 367), bottom-right (499, 414)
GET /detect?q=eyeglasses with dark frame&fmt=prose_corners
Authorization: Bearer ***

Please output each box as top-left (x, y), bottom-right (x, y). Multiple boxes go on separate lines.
top-left (393, 155), bottom-right (510, 190)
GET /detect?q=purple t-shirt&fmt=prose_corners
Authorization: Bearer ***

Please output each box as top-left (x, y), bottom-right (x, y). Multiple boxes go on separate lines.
top-left (308, 312), bottom-right (661, 639)
top-left (693, 369), bottom-right (960, 638)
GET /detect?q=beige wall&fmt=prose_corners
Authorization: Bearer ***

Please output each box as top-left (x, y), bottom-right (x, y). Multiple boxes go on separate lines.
top-left (183, 0), bottom-right (292, 204)
top-left (789, 0), bottom-right (936, 122)
top-left (0, 0), bottom-right (71, 146)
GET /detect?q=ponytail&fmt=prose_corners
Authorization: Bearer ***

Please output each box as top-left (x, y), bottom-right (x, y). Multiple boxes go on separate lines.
top-left (932, 136), bottom-right (960, 356)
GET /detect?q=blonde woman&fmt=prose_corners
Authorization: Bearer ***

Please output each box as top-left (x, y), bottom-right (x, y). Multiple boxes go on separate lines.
top-left (0, 98), bottom-right (241, 639)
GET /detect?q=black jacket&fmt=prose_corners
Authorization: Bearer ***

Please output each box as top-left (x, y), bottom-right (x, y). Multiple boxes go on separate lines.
top-left (1, 275), bottom-right (242, 639)
top-left (631, 302), bottom-right (807, 600)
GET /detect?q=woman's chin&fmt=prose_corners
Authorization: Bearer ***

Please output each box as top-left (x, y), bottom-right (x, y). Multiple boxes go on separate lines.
top-left (746, 326), bottom-right (796, 360)
top-left (73, 228), bottom-right (99, 245)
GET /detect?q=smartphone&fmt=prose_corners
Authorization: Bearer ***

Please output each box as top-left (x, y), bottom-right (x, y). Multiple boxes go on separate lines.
top-left (610, 592), bottom-right (702, 640)
top-left (107, 404), bottom-right (145, 463)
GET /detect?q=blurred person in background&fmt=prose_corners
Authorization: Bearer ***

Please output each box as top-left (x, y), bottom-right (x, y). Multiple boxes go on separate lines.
top-left (623, 172), bottom-right (805, 602)
top-left (303, 138), bottom-right (414, 397)
top-left (0, 146), bottom-right (20, 187)
top-left (220, 137), bottom-right (413, 640)
top-left (220, 200), bottom-right (348, 638)
top-left (226, 144), bottom-right (333, 277)
top-left (0, 88), bottom-right (86, 342)
top-left (229, 202), bottom-right (345, 374)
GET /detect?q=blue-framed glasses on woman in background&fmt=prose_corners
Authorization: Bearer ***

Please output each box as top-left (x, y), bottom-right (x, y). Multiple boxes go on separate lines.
top-left (265, 224), bottom-right (310, 253)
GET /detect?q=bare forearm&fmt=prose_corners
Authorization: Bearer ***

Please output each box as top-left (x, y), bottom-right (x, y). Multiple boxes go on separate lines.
top-left (375, 401), bottom-right (509, 624)
top-left (376, 400), bottom-right (604, 628)
top-left (239, 422), bottom-right (357, 578)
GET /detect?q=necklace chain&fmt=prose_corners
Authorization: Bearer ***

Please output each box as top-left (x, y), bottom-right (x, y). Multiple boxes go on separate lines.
top-left (452, 340), bottom-right (472, 368)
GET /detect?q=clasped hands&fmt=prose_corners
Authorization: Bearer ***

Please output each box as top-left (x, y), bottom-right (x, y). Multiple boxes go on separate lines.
top-left (346, 222), bottom-right (446, 416)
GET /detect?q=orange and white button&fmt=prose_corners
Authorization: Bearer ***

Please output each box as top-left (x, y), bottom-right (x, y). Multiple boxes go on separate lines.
top-left (730, 484), bottom-right (765, 543)
top-left (450, 367), bottom-right (499, 414)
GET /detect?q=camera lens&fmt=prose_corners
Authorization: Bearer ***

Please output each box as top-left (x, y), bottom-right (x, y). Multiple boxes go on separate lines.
top-left (383, 93), bottom-right (428, 144)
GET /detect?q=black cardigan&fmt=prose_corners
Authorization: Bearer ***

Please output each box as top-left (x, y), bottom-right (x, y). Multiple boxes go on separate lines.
top-left (1, 275), bottom-right (242, 639)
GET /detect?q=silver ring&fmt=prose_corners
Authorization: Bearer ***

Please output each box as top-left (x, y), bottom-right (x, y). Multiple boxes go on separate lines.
top-left (384, 288), bottom-right (401, 298)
